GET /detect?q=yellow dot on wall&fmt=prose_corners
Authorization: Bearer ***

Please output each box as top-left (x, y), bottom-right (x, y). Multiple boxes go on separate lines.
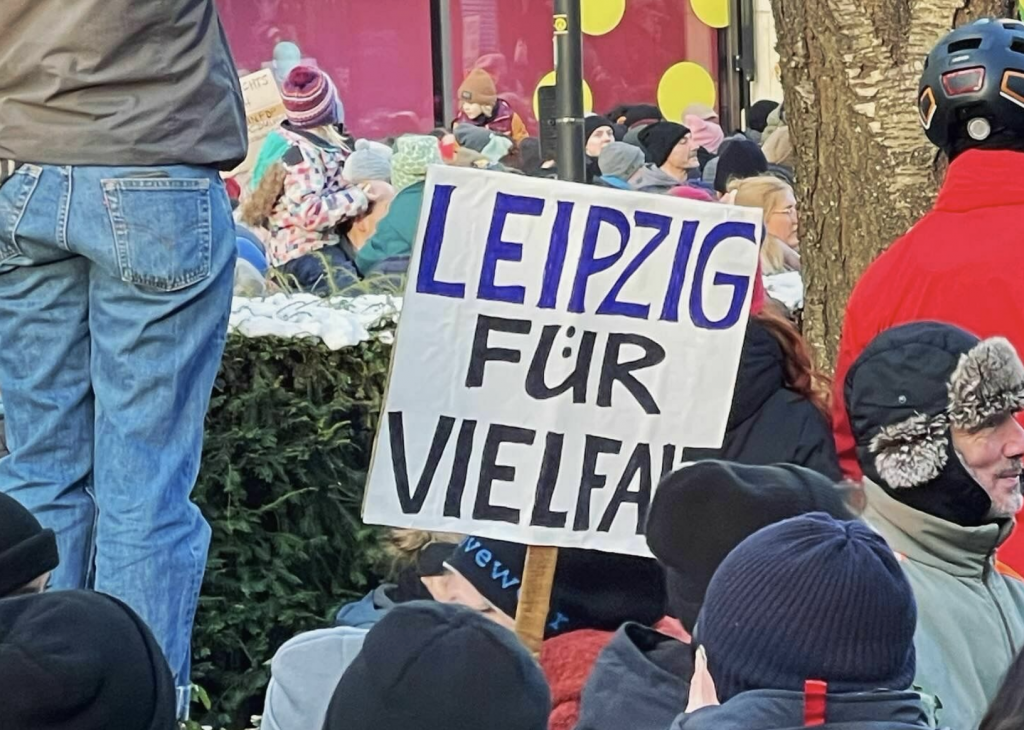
top-left (657, 62), bottom-right (716, 122)
top-left (533, 71), bottom-right (595, 120)
top-left (581, 0), bottom-right (627, 36)
top-left (690, 0), bottom-right (730, 28)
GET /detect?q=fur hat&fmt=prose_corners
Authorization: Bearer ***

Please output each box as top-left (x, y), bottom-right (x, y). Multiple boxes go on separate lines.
top-left (846, 322), bottom-right (1024, 491)
top-left (458, 69), bottom-right (498, 108)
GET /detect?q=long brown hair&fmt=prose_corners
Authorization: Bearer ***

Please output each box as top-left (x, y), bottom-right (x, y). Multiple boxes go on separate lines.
top-left (754, 308), bottom-right (831, 417)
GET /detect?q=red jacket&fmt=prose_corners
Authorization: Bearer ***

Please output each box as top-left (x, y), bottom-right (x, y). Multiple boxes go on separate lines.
top-left (832, 149), bottom-right (1024, 569)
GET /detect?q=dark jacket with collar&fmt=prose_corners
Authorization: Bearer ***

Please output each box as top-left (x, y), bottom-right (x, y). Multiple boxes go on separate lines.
top-left (683, 319), bottom-right (840, 481)
top-left (863, 479), bottom-right (1024, 730)
top-left (576, 623), bottom-right (692, 730)
top-left (671, 688), bottom-right (944, 730)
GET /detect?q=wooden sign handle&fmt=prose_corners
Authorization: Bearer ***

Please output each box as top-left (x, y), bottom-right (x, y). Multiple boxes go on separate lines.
top-left (514, 545), bottom-right (560, 656)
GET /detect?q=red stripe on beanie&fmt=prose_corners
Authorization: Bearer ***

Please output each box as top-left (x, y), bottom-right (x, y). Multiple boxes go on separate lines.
top-left (804, 680), bottom-right (827, 726)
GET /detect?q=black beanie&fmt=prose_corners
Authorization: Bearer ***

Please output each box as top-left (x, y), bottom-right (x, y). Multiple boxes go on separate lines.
top-left (638, 121), bottom-right (690, 167)
top-left (0, 492), bottom-right (59, 597)
top-left (0, 590), bottom-right (177, 730)
top-left (714, 137), bottom-right (769, 192)
top-left (446, 537), bottom-right (665, 637)
top-left (697, 513), bottom-right (917, 703)
top-left (747, 100), bottom-right (780, 133)
top-left (585, 116), bottom-right (615, 145)
top-left (324, 602), bottom-right (551, 730)
top-left (645, 461), bottom-right (851, 631)
top-left (845, 321), bottom-right (1024, 526)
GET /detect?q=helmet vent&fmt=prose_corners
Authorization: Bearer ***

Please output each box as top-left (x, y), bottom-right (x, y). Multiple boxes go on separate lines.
top-left (1011, 38), bottom-right (1024, 56)
top-left (948, 38), bottom-right (983, 53)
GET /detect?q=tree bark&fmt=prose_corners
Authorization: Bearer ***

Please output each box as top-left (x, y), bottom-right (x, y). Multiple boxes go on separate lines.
top-left (770, 0), bottom-right (1014, 371)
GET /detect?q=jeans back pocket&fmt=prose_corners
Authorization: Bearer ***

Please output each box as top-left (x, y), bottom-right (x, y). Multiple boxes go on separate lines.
top-left (101, 177), bottom-right (213, 291)
top-left (0, 164), bottom-right (42, 264)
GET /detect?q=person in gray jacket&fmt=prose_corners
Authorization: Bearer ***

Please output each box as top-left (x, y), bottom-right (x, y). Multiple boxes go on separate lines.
top-left (0, 0), bottom-right (246, 718)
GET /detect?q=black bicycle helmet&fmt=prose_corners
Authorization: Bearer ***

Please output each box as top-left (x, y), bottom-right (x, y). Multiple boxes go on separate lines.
top-left (918, 18), bottom-right (1024, 154)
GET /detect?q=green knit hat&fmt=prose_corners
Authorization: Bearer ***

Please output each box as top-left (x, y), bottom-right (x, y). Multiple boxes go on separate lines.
top-left (391, 135), bottom-right (443, 191)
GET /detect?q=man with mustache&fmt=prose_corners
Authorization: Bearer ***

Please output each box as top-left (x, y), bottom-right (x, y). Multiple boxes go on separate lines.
top-left (845, 321), bottom-right (1024, 730)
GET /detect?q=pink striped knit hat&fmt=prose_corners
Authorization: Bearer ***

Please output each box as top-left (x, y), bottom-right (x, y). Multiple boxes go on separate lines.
top-left (281, 66), bottom-right (344, 129)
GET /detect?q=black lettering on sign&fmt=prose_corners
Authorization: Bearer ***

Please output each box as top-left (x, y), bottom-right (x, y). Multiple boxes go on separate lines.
top-left (530, 432), bottom-right (568, 528)
top-left (389, 412), bottom-right (454, 514)
top-left (525, 325), bottom-right (597, 403)
top-left (660, 444), bottom-right (678, 481)
top-left (466, 315), bottom-right (532, 388)
top-left (573, 435), bottom-right (623, 531)
top-left (473, 423), bottom-right (536, 524)
top-left (597, 443), bottom-right (653, 534)
top-left (443, 419), bottom-right (478, 518)
top-left (597, 333), bottom-right (666, 414)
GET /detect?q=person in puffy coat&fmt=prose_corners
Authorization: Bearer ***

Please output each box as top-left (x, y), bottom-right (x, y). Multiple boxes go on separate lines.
top-left (682, 310), bottom-right (840, 480)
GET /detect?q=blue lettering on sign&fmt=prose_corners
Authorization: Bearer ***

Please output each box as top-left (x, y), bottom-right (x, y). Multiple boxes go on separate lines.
top-left (478, 193), bottom-right (545, 304)
top-left (689, 221), bottom-right (757, 330)
top-left (568, 206), bottom-right (631, 314)
top-left (416, 184), bottom-right (466, 299)
top-left (596, 210), bottom-right (672, 320)
top-left (414, 183), bottom-right (755, 331)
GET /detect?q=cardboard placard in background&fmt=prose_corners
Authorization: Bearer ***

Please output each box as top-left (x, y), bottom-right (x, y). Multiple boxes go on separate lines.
top-left (228, 69), bottom-right (288, 180)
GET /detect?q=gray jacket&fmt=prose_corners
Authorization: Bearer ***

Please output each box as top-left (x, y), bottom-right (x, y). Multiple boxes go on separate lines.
top-left (0, 0), bottom-right (247, 169)
top-left (631, 165), bottom-right (685, 194)
top-left (577, 623), bottom-right (692, 730)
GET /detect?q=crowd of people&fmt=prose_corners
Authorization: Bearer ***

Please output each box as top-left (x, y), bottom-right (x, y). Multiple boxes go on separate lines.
top-left (227, 58), bottom-right (803, 310)
top-left (2, 1), bottom-right (1024, 729)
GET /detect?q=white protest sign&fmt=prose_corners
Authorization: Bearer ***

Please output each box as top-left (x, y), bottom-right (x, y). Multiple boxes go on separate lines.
top-left (363, 167), bottom-right (762, 556)
top-left (228, 69), bottom-right (288, 179)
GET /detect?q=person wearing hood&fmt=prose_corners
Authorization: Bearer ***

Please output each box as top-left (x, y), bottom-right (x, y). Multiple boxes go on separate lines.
top-left (0, 590), bottom-right (177, 730)
top-left (0, 492), bottom-right (59, 598)
top-left (356, 135), bottom-right (442, 277)
top-left (322, 602), bottom-right (551, 730)
top-left (453, 68), bottom-right (528, 144)
top-left (261, 530), bottom-right (460, 730)
top-left (681, 310), bottom-right (839, 480)
top-left (582, 116), bottom-right (615, 182)
top-left (745, 99), bottom-right (780, 144)
top-left (576, 462), bottom-right (853, 730)
top-left (845, 321), bottom-right (1024, 730)
top-left (675, 512), bottom-right (940, 730)
top-left (444, 536), bottom-right (665, 730)
top-left (713, 137), bottom-right (770, 194)
top-left (595, 142), bottom-right (645, 189)
top-left (632, 122), bottom-right (701, 194)
top-left (761, 103), bottom-right (785, 147)
top-left (685, 113), bottom-right (725, 156)
top-left (452, 124), bottom-right (515, 167)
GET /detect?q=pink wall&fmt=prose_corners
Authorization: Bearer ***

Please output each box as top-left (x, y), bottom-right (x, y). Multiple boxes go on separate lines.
top-left (215, 0), bottom-right (719, 140)
top-left (449, 0), bottom-right (719, 134)
top-left (215, 0), bottom-right (436, 140)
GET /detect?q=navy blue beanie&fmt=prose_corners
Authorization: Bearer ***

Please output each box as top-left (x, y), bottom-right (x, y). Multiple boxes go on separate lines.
top-left (696, 513), bottom-right (917, 703)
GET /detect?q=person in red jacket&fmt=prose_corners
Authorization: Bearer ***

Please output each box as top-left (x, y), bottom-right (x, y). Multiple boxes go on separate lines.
top-left (833, 17), bottom-right (1024, 570)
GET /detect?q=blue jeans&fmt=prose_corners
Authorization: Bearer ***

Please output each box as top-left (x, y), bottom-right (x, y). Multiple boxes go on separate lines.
top-left (0, 164), bottom-right (235, 717)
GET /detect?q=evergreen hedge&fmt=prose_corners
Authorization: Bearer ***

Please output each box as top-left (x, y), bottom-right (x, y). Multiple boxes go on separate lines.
top-left (189, 329), bottom-right (393, 728)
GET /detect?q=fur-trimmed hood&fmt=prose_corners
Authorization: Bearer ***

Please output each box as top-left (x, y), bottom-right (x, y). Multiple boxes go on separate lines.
top-left (846, 322), bottom-right (1024, 491)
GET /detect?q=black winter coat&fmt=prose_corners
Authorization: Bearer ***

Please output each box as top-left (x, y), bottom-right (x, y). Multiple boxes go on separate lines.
top-left (683, 319), bottom-right (840, 481)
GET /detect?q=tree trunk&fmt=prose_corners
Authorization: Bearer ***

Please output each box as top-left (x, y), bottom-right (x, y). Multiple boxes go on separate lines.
top-left (770, 0), bottom-right (1014, 371)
